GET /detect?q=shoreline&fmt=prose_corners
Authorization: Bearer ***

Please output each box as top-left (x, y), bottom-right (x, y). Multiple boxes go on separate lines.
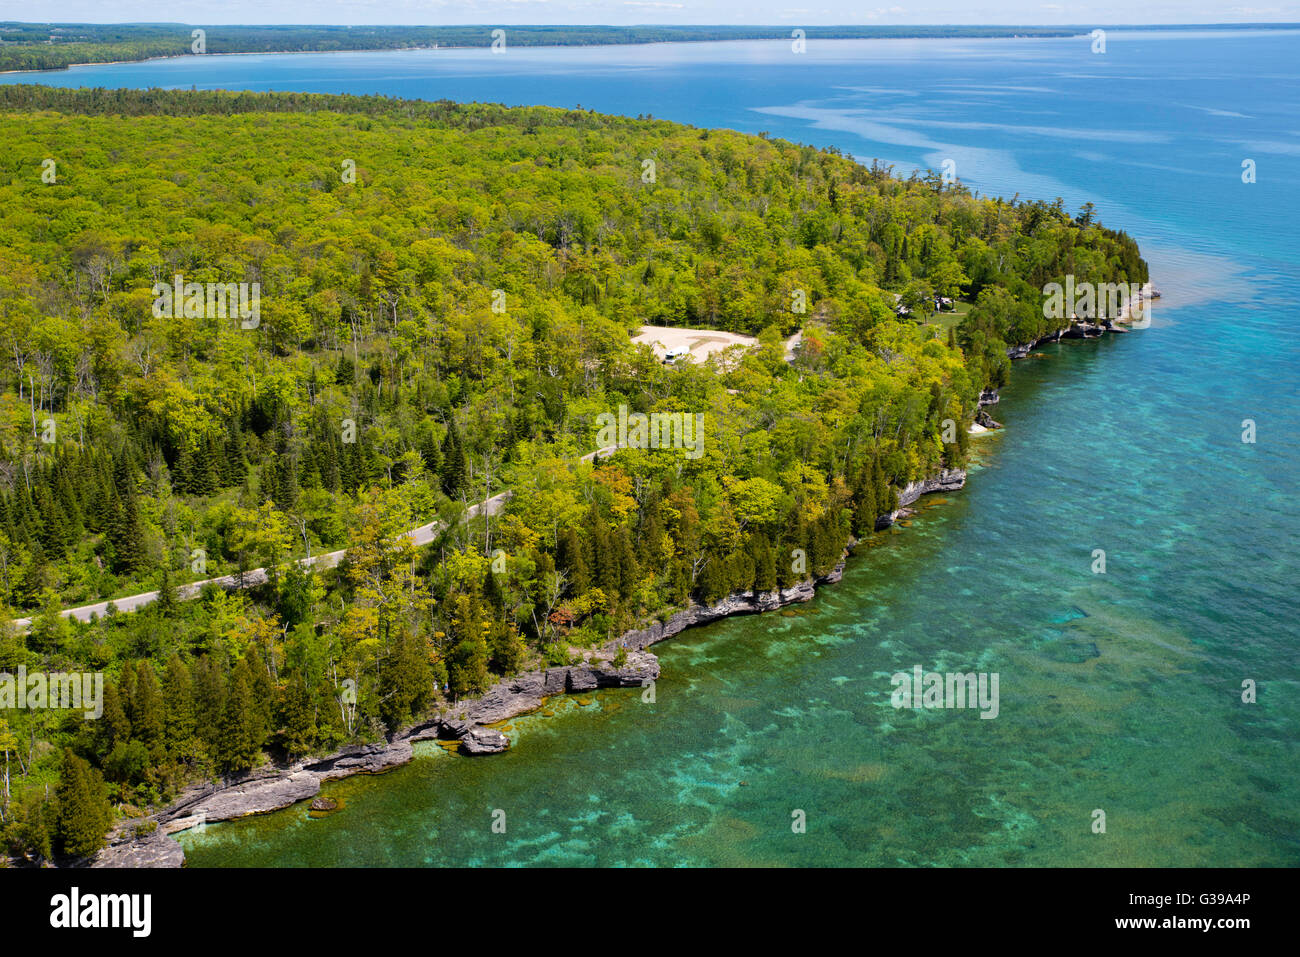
top-left (69, 299), bottom-right (1153, 869)
top-left (1005, 282), bottom-right (1157, 359)
top-left (86, 466), bottom-right (967, 868)
top-left (0, 31), bottom-right (1102, 77)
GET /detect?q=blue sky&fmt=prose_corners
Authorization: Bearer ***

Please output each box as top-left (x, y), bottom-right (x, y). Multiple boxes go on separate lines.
top-left (2, 1), bottom-right (1296, 26)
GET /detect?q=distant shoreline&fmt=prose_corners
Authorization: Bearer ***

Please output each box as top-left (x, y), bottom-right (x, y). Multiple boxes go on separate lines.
top-left (9, 24), bottom-right (1291, 77)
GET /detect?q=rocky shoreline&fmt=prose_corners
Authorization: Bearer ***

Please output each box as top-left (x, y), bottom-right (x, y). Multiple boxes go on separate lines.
top-left (1006, 283), bottom-right (1156, 359)
top-left (91, 467), bottom-right (970, 868)
top-left (84, 283), bottom-right (1158, 869)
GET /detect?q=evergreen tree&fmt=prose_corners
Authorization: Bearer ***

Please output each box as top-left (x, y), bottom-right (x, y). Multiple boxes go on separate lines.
top-left (488, 622), bottom-right (526, 676)
top-left (419, 429), bottom-right (442, 477)
top-left (440, 422), bottom-right (466, 498)
top-left (54, 750), bottom-right (111, 859)
top-left (192, 655), bottom-right (226, 756)
top-left (244, 646), bottom-right (276, 737)
top-left (483, 567), bottom-right (505, 614)
top-left (447, 637), bottom-right (489, 699)
top-left (156, 564), bottom-right (177, 619)
top-left (751, 533), bottom-right (777, 593)
top-left (162, 655), bottom-right (196, 760)
top-left (131, 661), bottom-right (165, 755)
top-left (217, 659), bottom-right (263, 774)
top-left (107, 489), bottom-right (146, 575)
top-left (173, 444), bottom-right (195, 495)
top-left (278, 670), bottom-right (316, 758)
top-left (96, 681), bottom-right (131, 755)
top-left (556, 526), bottom-right (590, 594)
top-left (379, 628), bottom-right (431, 732)
top-left (613, 525), bottom-right (640, 599)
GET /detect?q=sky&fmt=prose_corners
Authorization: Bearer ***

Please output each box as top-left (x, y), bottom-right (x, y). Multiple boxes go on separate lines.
top-left (1, 1), bottom-right (1296, 27)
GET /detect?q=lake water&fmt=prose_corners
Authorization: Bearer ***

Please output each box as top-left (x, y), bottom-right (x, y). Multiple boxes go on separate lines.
top-left (9, 30), bottom-right (1297, 866)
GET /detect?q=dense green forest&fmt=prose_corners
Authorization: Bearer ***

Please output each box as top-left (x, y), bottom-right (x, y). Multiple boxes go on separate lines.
top-left (1, 21), bottom-right (1084, 72)
top-left (0, 86), bottom-right (1145, 862)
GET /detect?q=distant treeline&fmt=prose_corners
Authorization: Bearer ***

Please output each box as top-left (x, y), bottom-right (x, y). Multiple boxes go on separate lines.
top-left (1, 20), bottom-right (1289, 73)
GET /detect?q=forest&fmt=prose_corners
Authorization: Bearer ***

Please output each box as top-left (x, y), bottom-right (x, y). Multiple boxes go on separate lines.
top-left (0, 85), bottom-right (1146, 862)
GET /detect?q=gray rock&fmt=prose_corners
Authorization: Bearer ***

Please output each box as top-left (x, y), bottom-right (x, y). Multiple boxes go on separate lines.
top-left (462, 727), bottom-right (510, 755)
top-left (877, 469), bottom-right (968, 528)
top-left (542, 668), bottom-right (569, 695)
top-left (467, 684), bottom-right (544, 725)
top-left (567, 668), bottom-right (599, 692)
top-left (91, 832), bottom-right (185, 869)
top-left (309, 741), bottom-right (413, 780)
top-left (594, 650), bottom-right (659, 687)
top-left (192, 770), bottom-right (322, 822)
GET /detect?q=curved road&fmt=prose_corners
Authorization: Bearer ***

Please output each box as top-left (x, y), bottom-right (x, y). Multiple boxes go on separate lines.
top-left (12, 444), bottom-right (620, 630)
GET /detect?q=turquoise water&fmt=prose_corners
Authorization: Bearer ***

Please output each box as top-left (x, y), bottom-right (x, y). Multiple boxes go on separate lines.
top-left (10, 31), bottom-right (1296, 866)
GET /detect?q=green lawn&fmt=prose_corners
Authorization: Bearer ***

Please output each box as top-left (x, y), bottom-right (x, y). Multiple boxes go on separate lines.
top-left (922, 300), bottom-right (971, 334)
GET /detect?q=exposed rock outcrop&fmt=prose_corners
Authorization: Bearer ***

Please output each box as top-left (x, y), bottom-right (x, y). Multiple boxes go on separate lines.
top-left (877, 468), bottom-right (968, 529)
top-left (613, 580), bottom-right (819, 654)
top-left (91, 465), bottom-right (966, 867)
top-left (462, 727), bottom-right (510, 755)
top-left (308, 741), bottom-right (413, 781)
top-left (91, 832), bottom-right (185, 869)
top-left (193, 770), bottom-right (322, 823)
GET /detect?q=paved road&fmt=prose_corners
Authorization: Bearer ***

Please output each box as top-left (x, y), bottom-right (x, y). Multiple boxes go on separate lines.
top-left (11, 447), bottom-right (621, 629)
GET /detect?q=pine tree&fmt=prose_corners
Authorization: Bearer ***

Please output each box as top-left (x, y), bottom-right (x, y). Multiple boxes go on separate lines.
top-left (446, 594), bottom-right (490, 698)
top-left (483, 567), bottom-right (505, 614)
top-left (217, 659), bottom-right (263, 774)
top-left (419, 429), bottom-right (442, 476)
top-left (162, 655), bottom-right (196, 760)
top-left (379, 628), bottom-right (432, 732)
top-left (222, 425), bottom-right (246, 487)
top-left (107, 489), bottom-right (146, 575)
top-left (192, 655), bottom-right (225, 755)
top-left (96, 681), bottom-right (131, 755)
top-left (612, 526), bottom-right (640, 599)
top-left (156, 565), bottom-right (177, 619)
top-left (54, 750), bottom-right (111, 860)
top-left (278, 670), bottom-right (316, 758)
top-left (131, 661), bottom-right (165, 756)
top-left (320, 432), bottom-right (341, 492)
top-left (556, 526), bottom-right (589, 594)
top-left (173, 444), bottom-right (195, 495)
top-left (488, 622), bottom-right (526, 676)
top-left (245, 646), bottom-right (276, 737)
top-left (117, 661), bottom-right (137, 722)
top-left (440, 422), bottom-right (466, 498)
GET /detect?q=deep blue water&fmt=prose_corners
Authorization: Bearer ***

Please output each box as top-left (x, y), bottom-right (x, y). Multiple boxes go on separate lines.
top-left (8, 31), bottom-right (1297, 865)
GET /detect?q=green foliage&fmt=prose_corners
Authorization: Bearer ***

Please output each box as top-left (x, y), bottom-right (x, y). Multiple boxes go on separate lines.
top-left (0, 88), bottom-right (1149, 856)
top-left (54, 749), bottom-right (111, 859)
